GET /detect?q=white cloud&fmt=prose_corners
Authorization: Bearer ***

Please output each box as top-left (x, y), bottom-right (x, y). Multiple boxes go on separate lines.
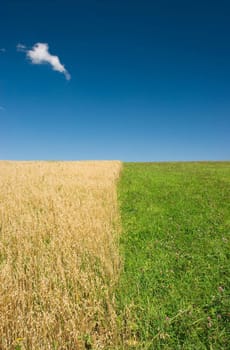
top-left (16, 43), bottom-right (27, 52)
top-left (0, 106), bottom-right (5, 111)
top-left (0, 48), bottom-right (6, 53)
top-left (26, 43), bottom-right (71, 80)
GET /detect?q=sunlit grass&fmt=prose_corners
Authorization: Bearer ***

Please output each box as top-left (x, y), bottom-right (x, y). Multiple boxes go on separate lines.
top-left (117, 162), bottom-right (230, 349)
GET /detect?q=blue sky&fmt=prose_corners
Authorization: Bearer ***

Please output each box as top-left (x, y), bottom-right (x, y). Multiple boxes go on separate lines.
top-left (1, 0), bottom-right (230, 161)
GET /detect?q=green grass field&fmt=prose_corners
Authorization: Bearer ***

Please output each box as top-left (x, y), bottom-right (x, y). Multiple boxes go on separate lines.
top-left (117, 162), bottom-right (230, 349)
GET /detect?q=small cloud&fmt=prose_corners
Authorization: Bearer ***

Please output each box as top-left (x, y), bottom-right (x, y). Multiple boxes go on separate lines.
top-left (16, 43), bottom-right (27, 52)
top-left (0, 106), bottom-right (5, 111)
top-left (25, 42), bottom-right (71, 80)
top-left (0, 48), bottom-right (6, 53)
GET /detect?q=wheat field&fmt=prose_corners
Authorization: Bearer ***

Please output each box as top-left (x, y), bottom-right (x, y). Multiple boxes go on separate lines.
top-left (0, 161), bottom-right (122, 350)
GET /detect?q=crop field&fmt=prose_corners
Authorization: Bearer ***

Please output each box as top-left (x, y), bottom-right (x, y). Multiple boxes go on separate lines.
top-left (0, 161), bottom-right (121, 349)
top-left (0, 161), bottom-right (229, 349)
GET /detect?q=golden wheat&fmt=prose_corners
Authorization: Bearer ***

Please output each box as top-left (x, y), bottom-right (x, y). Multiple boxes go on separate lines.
top-left (0, 161), bottom-right (122, 350)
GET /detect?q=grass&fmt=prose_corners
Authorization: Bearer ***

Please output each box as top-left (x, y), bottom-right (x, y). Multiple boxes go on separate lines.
top-left (0, 161), bottom-right (121, 350)
top-left (117, 162), bottom-right (230, 349)
top-left (1, 161), bottom-right (229, 349)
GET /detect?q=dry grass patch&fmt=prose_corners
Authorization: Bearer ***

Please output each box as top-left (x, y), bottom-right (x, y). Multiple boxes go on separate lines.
top-left (0, 161), bottom-right (121, 350)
